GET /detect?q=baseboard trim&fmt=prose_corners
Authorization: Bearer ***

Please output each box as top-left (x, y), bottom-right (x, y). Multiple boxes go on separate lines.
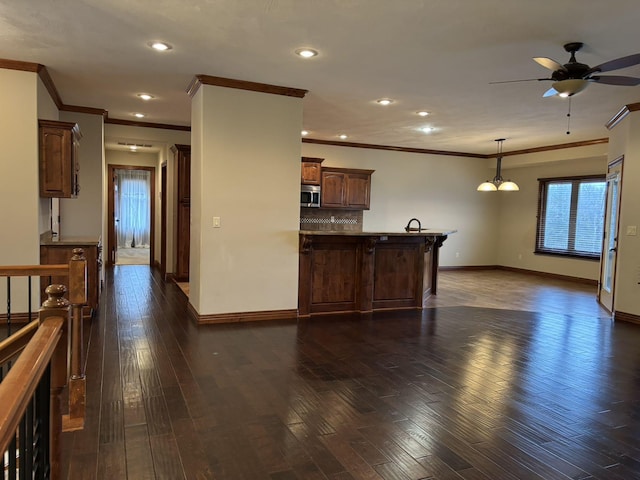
top-left (614, 310), bottom-right (640, 325)
top-left (187, 303), bottom-right (298, 325)
top-left (440, 265), bottom-right (597, 286)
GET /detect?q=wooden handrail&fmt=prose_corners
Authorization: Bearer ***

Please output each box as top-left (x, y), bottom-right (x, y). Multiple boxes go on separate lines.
top-left (0, 264), bottom-right (69, 277)
top-left (0, 319), bottom-right (39, 365)
top-left (0, 315), bottom-right (64, 453)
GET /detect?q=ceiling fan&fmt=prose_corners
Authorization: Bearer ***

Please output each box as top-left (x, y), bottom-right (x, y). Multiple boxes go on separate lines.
top-left (493, 42), bottom-right (640, 97)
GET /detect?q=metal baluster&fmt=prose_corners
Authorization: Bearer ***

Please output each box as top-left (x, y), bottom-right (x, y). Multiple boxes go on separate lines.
top-left (24, 398), bottom-right (34, 479)
top-left (7, 276), bottom-right (11, 336)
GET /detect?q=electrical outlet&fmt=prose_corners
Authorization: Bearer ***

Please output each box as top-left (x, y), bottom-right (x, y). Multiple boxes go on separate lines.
top-left (455, 252), bottom-right (460, 258)
top-left (627, 225), bottom-right (637, 236)
top-left (518, 253), bottom-right (523, 260)
top-left (213, 216), bottom-right (221, 228)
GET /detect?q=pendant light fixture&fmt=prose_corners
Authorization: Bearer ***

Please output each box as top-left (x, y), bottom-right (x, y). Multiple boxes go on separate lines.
top-left (477, 138), bottom-right (519, 192)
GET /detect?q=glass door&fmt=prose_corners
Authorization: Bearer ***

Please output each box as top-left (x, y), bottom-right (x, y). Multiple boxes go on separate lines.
top-left (598, 158), bottom-right (623, 313)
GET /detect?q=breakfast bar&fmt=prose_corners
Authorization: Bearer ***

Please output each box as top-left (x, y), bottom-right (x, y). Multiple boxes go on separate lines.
top-left (298, 230), bottom-right (455, 318)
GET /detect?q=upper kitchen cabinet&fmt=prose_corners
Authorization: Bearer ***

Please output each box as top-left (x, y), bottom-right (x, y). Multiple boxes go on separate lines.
top-left (39, 119), bottom-right (82, 198)
top-left (301, 157), bottom-right (324, 185)
top-left (321, 167), bottom-right (374, 210)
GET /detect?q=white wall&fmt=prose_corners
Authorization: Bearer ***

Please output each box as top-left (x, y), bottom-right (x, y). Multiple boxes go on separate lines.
top-left (190, 84), bottom-right (302, 315)
top-left (37, 76), bottom-right (59, 235)
top-left (608, 112), bottom-right (640, 316)
top-left (301, 143), bottom-right (501, 267)
top-left (497, 152), bottom-right (607, 280)
top-left (0, 69), bottom-right (42, 312)
top-left (59, 112), bottom-right (105, 239)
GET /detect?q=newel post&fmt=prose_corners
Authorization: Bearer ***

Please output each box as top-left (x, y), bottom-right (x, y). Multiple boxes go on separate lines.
top-left (39, 284), bottom-right (70, 480)
top-left (65, 248), bottom-right (87, 429)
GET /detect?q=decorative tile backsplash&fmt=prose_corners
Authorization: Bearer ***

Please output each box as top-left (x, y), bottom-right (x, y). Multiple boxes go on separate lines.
top-left (300, 208), bottom-right (363, 232)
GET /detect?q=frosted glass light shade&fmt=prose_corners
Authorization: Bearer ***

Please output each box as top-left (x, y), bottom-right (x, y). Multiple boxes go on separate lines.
top-left (477, 181), bottom-right (498, 192)
top-left (498, 181), bottom-right (519, 191)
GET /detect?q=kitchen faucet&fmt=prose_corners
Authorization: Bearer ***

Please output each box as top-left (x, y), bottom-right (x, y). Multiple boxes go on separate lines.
top-left (405, 218), bottom-right (421, 232)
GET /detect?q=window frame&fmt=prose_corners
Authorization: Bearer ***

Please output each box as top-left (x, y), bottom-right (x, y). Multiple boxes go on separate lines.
top-left (535, 174), bottom-right (606, 260)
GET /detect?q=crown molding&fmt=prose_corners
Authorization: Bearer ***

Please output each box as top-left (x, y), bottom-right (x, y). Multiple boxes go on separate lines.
top-left (0, 60), bottom-right (64, 109)
top-left (302, 138), bottom-right (485, 158)
top-left (605, 103), bottom-right (640, 131)
top-left (60, 104), bottom-right (107, 117)
top-left (187, 74), bottom-right (308, 99)
top-left (495, 138), bottom-right (609, 158)
top-left (105, 117), bottom-right (191, 132)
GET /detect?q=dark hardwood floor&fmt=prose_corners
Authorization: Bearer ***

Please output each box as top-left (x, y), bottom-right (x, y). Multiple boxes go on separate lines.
top-left (61, 266), bottom-right (640, 479)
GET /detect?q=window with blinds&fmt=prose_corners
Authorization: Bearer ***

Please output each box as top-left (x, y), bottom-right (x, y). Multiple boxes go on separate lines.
top-left (535, 175), bottom-right (606, 259)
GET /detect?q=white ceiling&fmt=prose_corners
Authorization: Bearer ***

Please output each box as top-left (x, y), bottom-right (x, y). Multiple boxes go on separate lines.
top-left (3, 0), bottom-right (640, 155)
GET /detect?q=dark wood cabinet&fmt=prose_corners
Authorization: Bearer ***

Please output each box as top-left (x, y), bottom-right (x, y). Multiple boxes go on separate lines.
top-left (172, 144), bottom-right (191, 281)
top-left (40, 237), bottom-right (102, 317)
top-left (320, 167), bottom-right (374, 209)
top-left (301, 157), bottom-right (323, 185)
top-left (298, 233), bottom-right (448, 317)
top-left (39, 119), bottom-right (82, 198)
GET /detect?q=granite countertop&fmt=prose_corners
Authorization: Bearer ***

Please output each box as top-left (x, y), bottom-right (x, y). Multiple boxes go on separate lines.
top-left (40, 231), bottom-right (101, 246)
top-left (299, 229), bottom-right (456, 237)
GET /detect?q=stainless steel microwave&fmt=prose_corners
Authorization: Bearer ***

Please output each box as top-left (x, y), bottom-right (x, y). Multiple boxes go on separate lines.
top-left (301, 185), bottom-right (321, 207)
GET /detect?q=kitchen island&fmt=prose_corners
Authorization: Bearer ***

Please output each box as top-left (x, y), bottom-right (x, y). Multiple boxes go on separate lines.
top-left (298, 230), bottom-right (455, 318)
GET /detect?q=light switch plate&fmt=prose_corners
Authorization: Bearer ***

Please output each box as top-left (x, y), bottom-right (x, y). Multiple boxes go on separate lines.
top-left (626, 225), bottom-right (637, 236)
top-left (213, 217), bottom-right (221, 228)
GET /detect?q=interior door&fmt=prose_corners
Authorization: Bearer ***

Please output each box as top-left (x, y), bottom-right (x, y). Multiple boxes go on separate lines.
top-left (598, 157), bottom-right (623, 313)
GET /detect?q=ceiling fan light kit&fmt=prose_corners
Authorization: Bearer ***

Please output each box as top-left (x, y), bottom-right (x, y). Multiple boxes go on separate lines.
top-left (493, 41), bottom-right (640, 98)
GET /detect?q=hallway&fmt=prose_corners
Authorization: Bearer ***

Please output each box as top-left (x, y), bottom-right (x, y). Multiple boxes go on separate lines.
top-left (62, 266), bottom-right (640, 479)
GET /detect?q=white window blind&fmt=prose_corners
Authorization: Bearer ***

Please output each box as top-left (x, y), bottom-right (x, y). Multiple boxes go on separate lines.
top-left (536, 176), bottom-right (606, 259)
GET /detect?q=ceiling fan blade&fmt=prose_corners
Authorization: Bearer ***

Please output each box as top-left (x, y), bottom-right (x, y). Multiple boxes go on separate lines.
top-left (489, 78), bottom-right (550, 84)
top-left (590, 75), bottom-right (640, 86)
top-left (533, 57), bottom-right (567, 72)
top-left (543, 87), bottom-right (559, 97)
top-left (588, 53), bottom-right (640, 74)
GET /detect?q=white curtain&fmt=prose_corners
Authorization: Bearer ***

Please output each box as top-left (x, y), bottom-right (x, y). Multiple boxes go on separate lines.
top-left (116, 169), bottom-right (151, 248)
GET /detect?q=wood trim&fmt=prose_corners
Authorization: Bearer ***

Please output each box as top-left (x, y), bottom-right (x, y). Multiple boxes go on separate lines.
top-left (0, 313), bottom-right (36, 325)
top-left (36, 64), bottom-right (64, 109)
top-left (105, 117), bottom-right (191, 131)
top-left (0, 264), bottom-right (69, 277)
top-left (0, 316), bottom-right (64, 453)
top-left (498, 266), bottom-right (597, 285)
top-left (439, 265), bottom-right (499, 271)
top-left (614, 310), bottom-right (640, 324)
top-left (187, 74), bottom-right (308, 99)
top-left (0, 58), bottom-right (40, 72)
top-left (60, 104), bottom-right (108, 117)
top-left (302, 137), bottom-right (486, 158)
top-left (0, 320), bottom-right (39, 365)
top-left (188, 303), bottom-right (298, 325)
top-left (605, 103), bottom-right (640, 131)
top-left (321, 166), bottom-right (375, 175)
top-left (496, 138), bottom-right (609, 158)
top-left (440, 265), bottom-right (597, 285)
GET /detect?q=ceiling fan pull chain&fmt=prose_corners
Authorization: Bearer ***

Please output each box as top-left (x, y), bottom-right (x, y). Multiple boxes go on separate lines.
top-left (566, 97), bottom-right (572, 135)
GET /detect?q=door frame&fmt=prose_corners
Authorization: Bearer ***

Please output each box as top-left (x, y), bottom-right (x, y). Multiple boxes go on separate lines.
top-left (107, 164), bottom-right (156, 266)
top-left (597, 155), bottom-right (624, 313)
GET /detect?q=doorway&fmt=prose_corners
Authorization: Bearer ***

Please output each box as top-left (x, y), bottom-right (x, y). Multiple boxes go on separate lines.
top-left (598, 156), bottom-right (623, 313)
top-left (107, 165), bottom-right (156, 266)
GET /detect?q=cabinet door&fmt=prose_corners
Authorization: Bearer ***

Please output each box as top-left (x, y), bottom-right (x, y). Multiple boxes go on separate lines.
top-left (346, 173), bottom-right (371, 209)
top-left (176, 203), bottom-right (190, 281)
top-left (40, 126), bottom-right (73, 197)
top-left (320, 171), bottom-right (346, 207)
top-left (301, 162), bottom-right (322, 185)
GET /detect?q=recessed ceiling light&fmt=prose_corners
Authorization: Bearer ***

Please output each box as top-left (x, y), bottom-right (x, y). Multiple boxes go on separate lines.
top-left (295, 48), bottom-right (318, 58)
top-left (376, 98), bottom-right (394, 106)
top-left (420, 126), bottom-right (434, 133)
top-left (137, 93), bottom-right (154, 101)
top-left (301, 130), bottom-right (309, 136)
top-left (133, 113), bottom-right (145, 118)
top-left (149, 41), bottom-right (172, 51)
top-left (129, 145), bottom-right (138, 151)
top-left (417, 111), bottom-right (429, 117)
top-left (339, 134), bottom-right (348, 140)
